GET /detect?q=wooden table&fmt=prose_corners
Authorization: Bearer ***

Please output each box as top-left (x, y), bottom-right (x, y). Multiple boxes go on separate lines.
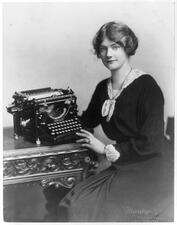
top-left (3, 127), bottom-right (98, 222)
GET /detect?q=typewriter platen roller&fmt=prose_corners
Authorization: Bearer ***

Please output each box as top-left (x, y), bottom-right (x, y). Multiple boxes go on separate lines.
top-left (7, 87), bottom-right (82, 145)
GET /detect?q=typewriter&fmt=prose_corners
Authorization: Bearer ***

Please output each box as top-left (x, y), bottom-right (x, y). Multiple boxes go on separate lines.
top-left (7, 87), bottom-right (83, 145)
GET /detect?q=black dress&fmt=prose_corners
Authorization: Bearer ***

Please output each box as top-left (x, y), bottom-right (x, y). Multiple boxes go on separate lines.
top-left (59, 74), bottom-right (174, 222)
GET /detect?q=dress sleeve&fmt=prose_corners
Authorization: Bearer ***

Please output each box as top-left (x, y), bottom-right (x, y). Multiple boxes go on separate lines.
top-left (113, 79), bottom-right (165, 164)
top-left (81, 83), bottom-right (102, 129)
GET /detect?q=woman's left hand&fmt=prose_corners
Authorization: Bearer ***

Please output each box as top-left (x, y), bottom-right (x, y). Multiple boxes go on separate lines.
top-left (76, 129), bottom-right (105, 155)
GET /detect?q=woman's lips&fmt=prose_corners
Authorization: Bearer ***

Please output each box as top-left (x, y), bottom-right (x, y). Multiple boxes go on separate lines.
top-left (107, 60), bottom-right (117, 63)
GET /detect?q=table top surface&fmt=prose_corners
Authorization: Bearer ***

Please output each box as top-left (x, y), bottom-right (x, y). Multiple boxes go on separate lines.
top-left (3, 127), bottom-right (84, 158)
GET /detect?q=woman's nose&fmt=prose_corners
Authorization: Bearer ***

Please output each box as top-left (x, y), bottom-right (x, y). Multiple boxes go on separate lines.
top-left (106, 47), bottom-right (113, 57)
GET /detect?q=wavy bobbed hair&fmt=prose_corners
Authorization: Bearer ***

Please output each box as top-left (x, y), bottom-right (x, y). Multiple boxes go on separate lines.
top-left (92, 21), bottom-right (138, 58)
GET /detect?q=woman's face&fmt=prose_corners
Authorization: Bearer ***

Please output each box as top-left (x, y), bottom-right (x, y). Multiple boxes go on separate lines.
top-left (99, 36), bottom-right (129, 71)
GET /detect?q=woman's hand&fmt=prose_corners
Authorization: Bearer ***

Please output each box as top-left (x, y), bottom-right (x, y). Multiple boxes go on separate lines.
top-left (76, 129), bottom-right (105, 154)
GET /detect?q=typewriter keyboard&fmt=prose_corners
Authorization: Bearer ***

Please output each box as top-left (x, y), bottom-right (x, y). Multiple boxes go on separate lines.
top-left (47, 117), bottom-right (82, 136)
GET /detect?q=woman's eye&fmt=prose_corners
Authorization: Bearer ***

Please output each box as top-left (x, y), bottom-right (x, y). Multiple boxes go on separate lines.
top-left (99, 47), bottom-right (106, 53)
top-left (112, 45), bottom-right (120, 50)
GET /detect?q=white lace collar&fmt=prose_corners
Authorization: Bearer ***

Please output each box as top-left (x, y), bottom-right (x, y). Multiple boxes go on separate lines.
top-left (102, 68), bottom-right (146, 122)
top-left (107, 68), bottom-right (146, 100)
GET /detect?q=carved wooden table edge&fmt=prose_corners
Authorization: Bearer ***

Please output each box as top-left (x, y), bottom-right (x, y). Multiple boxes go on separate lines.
top-left (3, 143), bottom-right (98, 188)
top-left (3, 126), bottom-right (99, 190)
top-left (3, 127), bottom-right (99, 222)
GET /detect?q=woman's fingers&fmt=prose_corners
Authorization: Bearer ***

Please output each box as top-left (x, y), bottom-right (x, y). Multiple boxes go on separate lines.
top-left (76, 129), bottom-right (93, 148)
top-left (76, 138), bottom-right (89, 143)
top-left (80, 129), bottom-right (92, 136)
top-left (76, 129), bottom-right (92, 138)
top-left (80, 143), bottom-right (91, 148)
top-left (76, 132), bottom-right (88, 138)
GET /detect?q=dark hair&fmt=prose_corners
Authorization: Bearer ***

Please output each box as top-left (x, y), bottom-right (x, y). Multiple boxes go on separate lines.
top-left (92, 21), bottom-right (138, 58)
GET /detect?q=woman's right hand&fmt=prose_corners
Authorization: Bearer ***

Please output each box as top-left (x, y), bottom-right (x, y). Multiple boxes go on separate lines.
top-left (76, 129), bottom-right (105, 155)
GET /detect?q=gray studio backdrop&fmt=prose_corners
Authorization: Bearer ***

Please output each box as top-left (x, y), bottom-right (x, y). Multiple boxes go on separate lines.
top-left (3, 2), bottom-right (175, 139)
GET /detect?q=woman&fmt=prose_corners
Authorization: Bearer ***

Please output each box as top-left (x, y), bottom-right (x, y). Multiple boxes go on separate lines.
top-left (59, 21), bottom-right (173, 222)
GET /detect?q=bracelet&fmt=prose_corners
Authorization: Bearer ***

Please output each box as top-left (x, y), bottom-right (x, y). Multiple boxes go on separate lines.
top-left (104, 144), bottom-right (120, 162)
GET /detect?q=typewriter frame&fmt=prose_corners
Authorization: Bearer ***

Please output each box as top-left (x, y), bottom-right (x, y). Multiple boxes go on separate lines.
top-left (7, 87), bottom-right (80, 145)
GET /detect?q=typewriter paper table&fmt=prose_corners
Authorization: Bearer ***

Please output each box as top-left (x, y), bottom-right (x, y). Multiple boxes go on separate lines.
top-left (3, 127), bottom-right (98, 222)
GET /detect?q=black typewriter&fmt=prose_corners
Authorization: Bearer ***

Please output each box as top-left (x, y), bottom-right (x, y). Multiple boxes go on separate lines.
top-left (7, 87), bottom-right (82, 145)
